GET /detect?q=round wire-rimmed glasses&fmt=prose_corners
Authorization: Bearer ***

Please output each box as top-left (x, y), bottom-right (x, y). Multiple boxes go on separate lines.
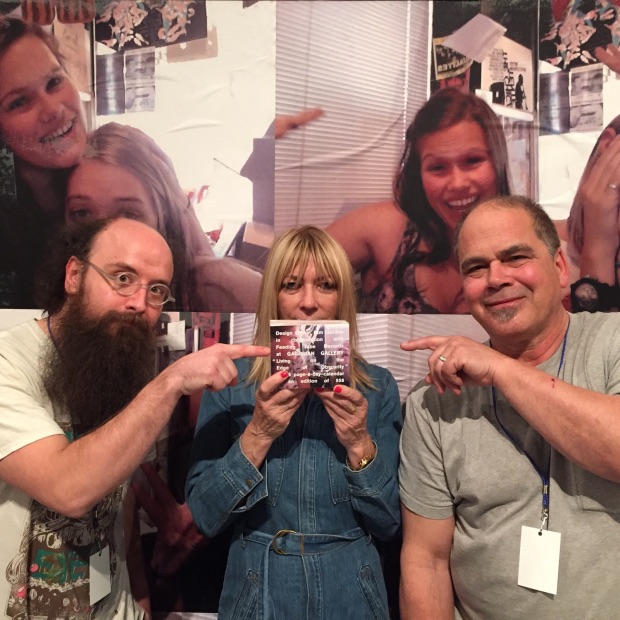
top-left (80, 259), bottom-right (175, 306)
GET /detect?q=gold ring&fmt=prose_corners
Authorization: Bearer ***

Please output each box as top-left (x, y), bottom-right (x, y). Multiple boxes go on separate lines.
top-left (438, 355), bottom-right (447, 363)
top-left (346, 403), bottom-right (357, 414)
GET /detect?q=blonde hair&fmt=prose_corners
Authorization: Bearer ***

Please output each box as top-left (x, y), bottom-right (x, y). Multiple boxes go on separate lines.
top-left (77, 123), bottom-right (207, 308)
top-left (248, 226), bottom-right (373, 390)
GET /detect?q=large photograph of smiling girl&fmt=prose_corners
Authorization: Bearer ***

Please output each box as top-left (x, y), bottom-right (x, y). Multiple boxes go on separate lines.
top-left (276, 0), bottom-right (605, 315)
top-left (0, 16), bottom-right (88, 309)
top-left (327, 89), bottom-right (513, 314)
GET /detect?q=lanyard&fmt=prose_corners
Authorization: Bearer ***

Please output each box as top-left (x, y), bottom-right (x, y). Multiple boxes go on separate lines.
top-left (491, 319), bottom-right (569, 531)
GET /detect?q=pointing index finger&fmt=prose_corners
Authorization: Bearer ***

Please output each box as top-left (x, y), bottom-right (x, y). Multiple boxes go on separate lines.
top-left (224, 344), bottom-right (271, 359)
top-left (400, 336), bottom-right (448, 352)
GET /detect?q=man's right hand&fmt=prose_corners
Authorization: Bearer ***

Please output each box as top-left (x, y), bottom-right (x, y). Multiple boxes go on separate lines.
top-left (0, 341), bottom-right (268, 518)
top-left (164, 344), bottom-right (270, 396)
top-left (401, 335), bottom-right (509, 395)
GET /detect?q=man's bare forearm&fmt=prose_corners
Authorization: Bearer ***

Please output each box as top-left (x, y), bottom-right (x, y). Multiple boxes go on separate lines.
top-left (400, 565), bottom-right (454, 620)
top-left (494, 359), bottom-right (620, 481)
top-left (0, 343), bottom-right (265, 517)
top-left (0, 370), bottom-right (182, 517)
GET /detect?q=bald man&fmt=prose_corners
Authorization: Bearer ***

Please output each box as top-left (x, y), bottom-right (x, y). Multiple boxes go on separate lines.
top-left (399, 196), bottom-right (620, 619)
top-left (0, 218), bottom-right (268, 619)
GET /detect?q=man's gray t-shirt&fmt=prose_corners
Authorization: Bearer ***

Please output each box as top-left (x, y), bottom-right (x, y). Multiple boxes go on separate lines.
top-left (400, 312), bottom-right (620, 619)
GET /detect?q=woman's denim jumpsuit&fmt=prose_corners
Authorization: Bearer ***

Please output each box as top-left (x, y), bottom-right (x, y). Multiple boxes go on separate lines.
top-left (186, 358), bottom-right (402, 620)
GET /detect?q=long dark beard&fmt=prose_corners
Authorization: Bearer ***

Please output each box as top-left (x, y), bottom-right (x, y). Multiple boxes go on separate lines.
top-left (42, 294), bottom-right (157, 437)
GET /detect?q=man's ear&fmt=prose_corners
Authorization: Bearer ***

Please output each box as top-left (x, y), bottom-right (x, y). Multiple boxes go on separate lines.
top-left (65, 256), bottom-right (83, 295)
top-left (555, 247), bottom-right (570, 290)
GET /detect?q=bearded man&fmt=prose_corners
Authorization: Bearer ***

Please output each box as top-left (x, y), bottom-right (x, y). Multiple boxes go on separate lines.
top-left (0, 218), bottom-right (268, 619)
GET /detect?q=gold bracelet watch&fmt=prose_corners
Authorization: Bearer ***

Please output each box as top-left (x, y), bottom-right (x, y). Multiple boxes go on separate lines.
top-left (346, 442), bottom-right (377, 471)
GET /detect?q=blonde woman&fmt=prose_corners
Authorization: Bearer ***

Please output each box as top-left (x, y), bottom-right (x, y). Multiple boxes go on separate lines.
top-left (186, 226), bottom-right (402, 619)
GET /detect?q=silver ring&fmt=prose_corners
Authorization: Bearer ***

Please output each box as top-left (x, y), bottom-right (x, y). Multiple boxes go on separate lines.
top-left (609, 183), bottom-right (619, 190)
top-left (438, 355), bottom-right (447, 363)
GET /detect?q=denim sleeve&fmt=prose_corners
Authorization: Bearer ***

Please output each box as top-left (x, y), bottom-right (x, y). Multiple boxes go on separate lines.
top-left (344, 367), bottom-right (403, 541)
top-left (185, 381), bottom-right (267, 538)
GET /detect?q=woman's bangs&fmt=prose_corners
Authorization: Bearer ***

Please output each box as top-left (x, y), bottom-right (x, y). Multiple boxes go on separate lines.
top-left (312, 248), bottom-right (339, 287)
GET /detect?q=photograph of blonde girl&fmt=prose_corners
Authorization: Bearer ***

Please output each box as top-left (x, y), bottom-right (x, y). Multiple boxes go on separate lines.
top-left (65, 123), bottom-right (262, 312)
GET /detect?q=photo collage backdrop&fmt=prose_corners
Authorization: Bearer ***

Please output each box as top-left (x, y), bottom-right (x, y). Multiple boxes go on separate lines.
top-left (1, 0), bottom-right (619, 615)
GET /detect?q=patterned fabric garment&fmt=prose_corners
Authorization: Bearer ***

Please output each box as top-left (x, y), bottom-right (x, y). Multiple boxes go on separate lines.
top-left (368, 220), bottom-right (440, 314)
top-left (6, 489), bottom-right (123, 619)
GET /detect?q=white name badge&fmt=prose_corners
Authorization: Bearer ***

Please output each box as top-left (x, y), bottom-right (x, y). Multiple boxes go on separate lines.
top-left (518, 525), bottom-right (561, 595)
top-left (90, 545), bottom-right (111, 606)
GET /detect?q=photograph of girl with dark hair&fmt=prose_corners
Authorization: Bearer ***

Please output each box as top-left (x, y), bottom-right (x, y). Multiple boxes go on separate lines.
top-left (0, 16), bottom-right (88, 308)
top-left (327, 88), bottom-right (512, 314)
